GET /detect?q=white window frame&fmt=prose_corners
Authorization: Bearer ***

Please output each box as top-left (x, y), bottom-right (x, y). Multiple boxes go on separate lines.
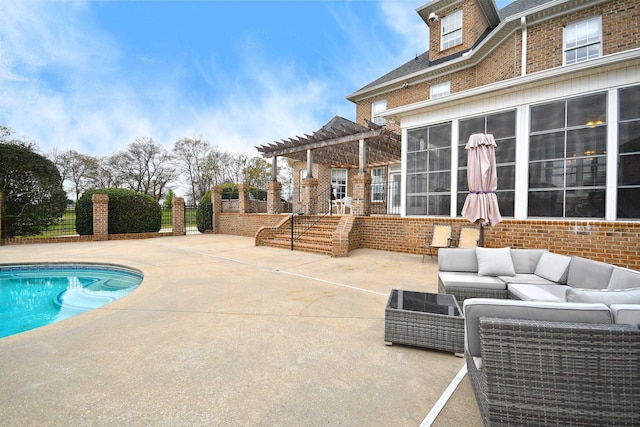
top-left (441, 10), bottom-right (463, 50)
top-left (430, 81), bottom-right (450, 99)
top-left (372, 100), bottom-right (387, 126)
top-left (564, 15), bottom-right (602, 65)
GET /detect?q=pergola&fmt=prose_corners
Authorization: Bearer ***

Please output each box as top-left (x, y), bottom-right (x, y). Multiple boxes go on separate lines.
top-left (256, 116), bottom-right (401, 177)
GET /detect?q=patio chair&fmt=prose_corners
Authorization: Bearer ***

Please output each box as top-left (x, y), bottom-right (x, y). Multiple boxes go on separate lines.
top-left (457, 225), bottom-right (481, 249)
top-left (422, 223), bottom-right (453, 262)
top-left (342, 197), bottom-right (353, 215)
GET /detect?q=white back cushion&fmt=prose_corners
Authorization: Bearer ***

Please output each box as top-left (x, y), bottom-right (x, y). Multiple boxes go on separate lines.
top-left (534, 252), bottom-right (571, 283)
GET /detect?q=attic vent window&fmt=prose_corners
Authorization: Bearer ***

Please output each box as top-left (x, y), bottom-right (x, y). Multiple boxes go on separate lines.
top-left (441, 10), bottom-right (462, 50)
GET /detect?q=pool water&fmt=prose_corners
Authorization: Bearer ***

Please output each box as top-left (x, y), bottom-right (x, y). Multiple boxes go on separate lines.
top-left (0, 264), bottom-right (142, 339)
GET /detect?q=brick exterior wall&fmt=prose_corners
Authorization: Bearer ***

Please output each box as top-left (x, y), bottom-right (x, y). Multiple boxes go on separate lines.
top-left (354, 0), bottom-right (640, 123)
top-left (218, 213), bottom-right (286, 237)
top-left (527, 1), bottom-right (640, 73)
top-left (428, 2), bottom-right (490, 63)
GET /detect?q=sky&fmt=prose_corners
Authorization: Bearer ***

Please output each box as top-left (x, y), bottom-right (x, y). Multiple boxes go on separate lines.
top-left (1, 0), bottom-right (514, 158)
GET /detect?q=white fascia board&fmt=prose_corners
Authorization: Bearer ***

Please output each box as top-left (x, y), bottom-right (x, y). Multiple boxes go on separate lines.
top-left (383, 48), bottom-right (640, 120)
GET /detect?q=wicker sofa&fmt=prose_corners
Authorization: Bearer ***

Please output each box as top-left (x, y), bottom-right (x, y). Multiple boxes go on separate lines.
top-left (438, 248), bottom-right (640, 425)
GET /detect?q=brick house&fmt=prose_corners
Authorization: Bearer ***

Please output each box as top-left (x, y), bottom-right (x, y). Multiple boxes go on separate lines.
top-left (251, 0), bottom-right (640, 267)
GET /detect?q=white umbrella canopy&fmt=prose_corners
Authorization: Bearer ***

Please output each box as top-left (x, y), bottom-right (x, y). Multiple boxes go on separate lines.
top-left (461, 133), bottom-right (502, 227)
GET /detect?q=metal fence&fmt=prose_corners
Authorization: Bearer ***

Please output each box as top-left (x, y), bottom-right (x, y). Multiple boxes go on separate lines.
top-left (368, 179), bottom-right (401, 215)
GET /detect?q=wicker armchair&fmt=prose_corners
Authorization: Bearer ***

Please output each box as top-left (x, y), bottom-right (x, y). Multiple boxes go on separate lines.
top-left (467, 317), bottom-right (640, 426)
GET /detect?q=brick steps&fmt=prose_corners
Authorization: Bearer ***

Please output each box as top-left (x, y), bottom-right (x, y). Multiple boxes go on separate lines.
top-left (259, 215), bottom-right (342, 255)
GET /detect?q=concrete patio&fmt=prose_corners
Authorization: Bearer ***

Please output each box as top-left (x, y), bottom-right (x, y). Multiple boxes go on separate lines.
top-left (0, 235), bottom-right (482, 426)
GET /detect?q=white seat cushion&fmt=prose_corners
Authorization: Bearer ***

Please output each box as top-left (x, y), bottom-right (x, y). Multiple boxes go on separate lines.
top-left (438, 272), bottom-right (506, 290)
top-left (498, 273), bottom-right (557, 285)
top-left (508, 283), bottom-right (569, 302)
top-left (566, 287), bottom-right (640, 306)
top-left (610, 304), bottom-right (640, 328)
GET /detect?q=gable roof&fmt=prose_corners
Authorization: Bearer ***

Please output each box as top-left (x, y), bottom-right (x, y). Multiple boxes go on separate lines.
top-left (346, 0), bottom-right (558, 102)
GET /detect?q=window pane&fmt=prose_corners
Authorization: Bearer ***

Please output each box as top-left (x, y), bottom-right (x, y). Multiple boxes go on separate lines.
top-left (429, 148), bottom-right (451, 171)
top-left (529, 132), bottom-right (565, 161)
top-left (531, 101), bottom-right (565, 132)
top-left (565, 189), bottom-right (604, 218)
top-left (497, 192), bottom-right (514, 217)
top-left (529, 161), bottom-right (565, 188)
top-left (428, 194), bottom-right (450, 215)
top-left (407, 128), bottom-right (428, 152)
top-left (459, 118), bottom-right (484, 143)
top-left (528, 190), bottom-right (563, 217)
top-left (458, 170), bottom-right (468, 192)
top-left (567, 127), bottom-right (607, 159)
top-left (429, 172), bottom-right (450, 192)
top-left (407, 196), bottom-right (427, 215)
top-left (619, 127), bottom-right (640, 154)
top-left (495, 137), bottom-right (515, 163)
top-left (618, 188), bottom-right (640, 219)
top-left (497, 165), bottom-right (515, 190)
top-left (487, 111), bottom-right (516, 139)
top-left (619, 154), bottom-right (640, 186)
top-left (619, 86), bottom-right (640, 121)
top-left (429, 123), bottom-right (452, 147)
top-left (567, 93), bottom-right (606, 127)
top-left (566, 157), bottom-right (606, 187)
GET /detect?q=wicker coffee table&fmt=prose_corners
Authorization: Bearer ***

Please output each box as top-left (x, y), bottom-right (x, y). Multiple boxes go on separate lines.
top-left (384, 289), bottom-right (464, 355)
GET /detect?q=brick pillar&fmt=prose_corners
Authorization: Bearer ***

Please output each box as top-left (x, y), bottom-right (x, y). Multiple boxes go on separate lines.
top-left (238, 183), bottom-right (250, 214)
top-left (212, 186), bottom-right (222, 234)
top-left (352, 171), bottom-right (371, 216)
top-left (172, 197), bottom-right (185, 236)
top-left (92, 193), bottom-right (109, 241)
top-left (301, 177), bottom-right (318, 215)
top-left (267, 181), bottom-right (282, 214)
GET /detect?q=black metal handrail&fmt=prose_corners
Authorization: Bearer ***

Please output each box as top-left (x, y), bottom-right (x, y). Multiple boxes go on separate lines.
top-left (290, 186), bottom-right (334, 250)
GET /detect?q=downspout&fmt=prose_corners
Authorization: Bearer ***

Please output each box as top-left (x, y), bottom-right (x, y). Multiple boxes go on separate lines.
top-left (521, 16), bottom-right (527, 76)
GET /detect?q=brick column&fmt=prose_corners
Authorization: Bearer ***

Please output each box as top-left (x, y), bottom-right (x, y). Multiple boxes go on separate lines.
top-left (212, 186), bottom-right (222, 234)
top-left (172, 197), bottom-right (185, 236)
top-left (267, 180), bottom-right (282, 214)
top-left (301, 177), bottom-right (318, 215)
top-left (92, 193), bottom-right (109, 241)
top-left (238, 183), bottom-right (250, 214)
top-left (352, 171), bottom-right (371, 216)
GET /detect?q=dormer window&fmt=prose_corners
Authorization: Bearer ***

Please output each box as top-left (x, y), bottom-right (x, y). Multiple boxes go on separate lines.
top-left (564, 16), bottom-right (602, 65)
top-left (441, 10), bottom-right (463, 50)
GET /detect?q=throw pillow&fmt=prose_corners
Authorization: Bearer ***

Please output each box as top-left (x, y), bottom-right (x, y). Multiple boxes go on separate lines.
top-left (534, 252), bottom-right (571, 283)
top-left (566, 287), bottom-right (640, 306)
top-left (476, 247), bottom-right (515, 277)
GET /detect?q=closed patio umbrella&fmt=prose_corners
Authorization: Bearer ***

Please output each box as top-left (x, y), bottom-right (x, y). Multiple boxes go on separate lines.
top-left (461, 133), bottom-right (502, 245)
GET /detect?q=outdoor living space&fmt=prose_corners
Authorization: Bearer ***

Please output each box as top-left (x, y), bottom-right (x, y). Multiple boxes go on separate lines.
top-left (0, 235), bottom-right (481, 426)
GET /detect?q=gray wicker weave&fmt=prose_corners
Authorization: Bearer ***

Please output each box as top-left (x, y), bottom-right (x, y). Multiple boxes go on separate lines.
top-left (437, 280), bottom-right (508, 306)
top-left (384, 290), bottom-right (464, 354)
top-left (467, 317), bottom-right (640, 426)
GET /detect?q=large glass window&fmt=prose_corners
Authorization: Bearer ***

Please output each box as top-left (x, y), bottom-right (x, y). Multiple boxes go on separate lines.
top-left (331, 169), bottom-right (347, 200)
top-left (618, 85), bottom-right (640, 219)
top-left (441, 10), bottom-right (462, 50)
top-left (564, 16), bottom-right (602, 65)
top-left (406, 123), bottom-right (451, 215)
top-left (528, 93), bottom-right (607, 218)
top-left (372, 100), bottom-right (387, 126)
top-left (458, 111), bottom-right (516, 217)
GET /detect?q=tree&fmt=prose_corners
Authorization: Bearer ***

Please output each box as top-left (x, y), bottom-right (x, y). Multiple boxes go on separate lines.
top-left (163, 189), bottom-right (175, 209)
top-left (50, 149), bottom-right (98, 200)
top-left (173, 137), bottom-right (215, 204)
top-left (120, 137), bottom-right (176, 201)
top-left (0, 143), bottom-right (67, 238)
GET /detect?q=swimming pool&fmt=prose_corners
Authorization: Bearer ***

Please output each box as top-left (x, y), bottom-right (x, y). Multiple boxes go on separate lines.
top-left (0, 263), bottom-right (143, 339)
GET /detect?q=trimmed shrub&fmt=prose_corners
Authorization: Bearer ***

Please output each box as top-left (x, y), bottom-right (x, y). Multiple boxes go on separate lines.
top-left (197, 191), bottom-right (213, 233)
top-left (76, 188), bottom-right (161, 235)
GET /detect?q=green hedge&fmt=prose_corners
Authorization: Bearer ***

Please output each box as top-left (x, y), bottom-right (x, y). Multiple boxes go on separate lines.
top-left (76, 188), bottom-right (162, 235)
